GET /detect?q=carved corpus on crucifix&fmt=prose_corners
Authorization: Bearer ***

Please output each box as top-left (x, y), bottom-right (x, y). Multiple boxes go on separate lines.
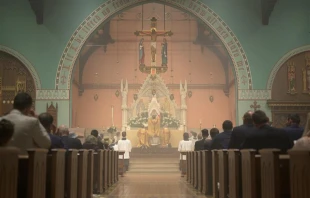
top-left (134, 17), bottom-right (173, 74)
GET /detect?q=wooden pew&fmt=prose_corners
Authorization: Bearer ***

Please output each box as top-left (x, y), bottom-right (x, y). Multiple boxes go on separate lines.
top-left (18, 149), bottom-right (48, 198)
top-left (77, 150), bottom-right (88, 198)
top-left (190, 151), bottom-right (194, 186)
top-left (228, 149), bottom-right (242, 198)
top-left (111, 151), bottom-right (115, 184)
top-left (66, 149), bottom-right (78, 198)
top-left (46, 149), bottom-right (66, 198)
top-left (288, 150), bottom-right (310, 198)
top-left (193, 151), bottom-right (198, 188)
top-left (103, 150), bottom-right (108, 190)
top-left (118, 151), bottom-right (125, 176)
top-left (259, 149), bottom-right (290, 198)
top-left (108, 150), bottom-right (112, 186)
top-left (212, 150), bottom-right (219, 198)
top-left (86, 150), bottom-right (94, 198)
top-left (202, 150), bottom-right (213, 196)
top-left (114, 151), bottom-right (119, 182)
top-left (218, 150), bottom-right (228, 198)
top-left (240, 149), bottom-right (261, 198)
top-left (186, 152), bottom-right (190, 182)
top-left (93, 150), bottom-right (103, 194)
top-left (0, 147), bottom-right (19, 198)
top-left (197, 151), bottom-right (202, 191)
top-left (180, 151), bottom-right (187, 177)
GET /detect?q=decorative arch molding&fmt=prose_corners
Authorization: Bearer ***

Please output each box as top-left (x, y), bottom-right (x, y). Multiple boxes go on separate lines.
top-left (267, 45), bottom-right (310, 90)
top-left (0, 45), bottom-right (42, 89)
top-left (55, 0), bottom-right (252, 90)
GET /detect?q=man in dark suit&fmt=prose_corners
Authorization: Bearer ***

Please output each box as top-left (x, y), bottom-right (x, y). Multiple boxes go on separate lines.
top-left (38, 113), bottom-right (64, 150)
top-left (211, 120), bottom-right (233, 149)
top-left (58, 125), bottom-right (82, 149)
top-left (241, 110), bottom-right (293, 152)
top-left (228, 111), bottom-right (254, 149)
top-left (195, 129), bottom-right (211, 151)
top-left (283, 114), bottom-right (304, 142)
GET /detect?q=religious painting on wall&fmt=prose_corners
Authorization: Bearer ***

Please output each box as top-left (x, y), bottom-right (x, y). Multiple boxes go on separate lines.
top-left (302, 55), bottom-right (310, 94)
top-left (287, 62), bottom-right (297, 95)
top-left (0, 51), bottom-right (36, 115)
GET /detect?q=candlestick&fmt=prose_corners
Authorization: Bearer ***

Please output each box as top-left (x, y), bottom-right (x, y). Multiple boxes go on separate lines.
top-left (111, 105), bottom-right (114, 126)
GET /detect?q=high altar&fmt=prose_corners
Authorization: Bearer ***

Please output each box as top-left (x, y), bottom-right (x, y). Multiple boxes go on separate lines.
top-left (120, 74), bottom-right (187, 148)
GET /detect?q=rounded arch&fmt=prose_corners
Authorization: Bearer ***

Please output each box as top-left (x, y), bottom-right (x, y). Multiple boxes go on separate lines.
top-left (267, 45), bottom-right (310, 90)
top-left (55, 0), bottom-right (252, 90)
top-left (0, 45), bottom-right (42, 89)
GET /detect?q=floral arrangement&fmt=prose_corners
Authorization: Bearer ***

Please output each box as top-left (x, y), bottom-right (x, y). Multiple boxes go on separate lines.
top-left (128, 111), bottom-right (180, 129)
top-left (107, 126), bottom-right (117, 133)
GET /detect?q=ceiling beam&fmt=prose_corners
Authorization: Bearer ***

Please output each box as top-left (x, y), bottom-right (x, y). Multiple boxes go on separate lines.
top-left (261, 0), bottom-right (278, 25)
top-left (29, 0), bottom-right (44, 25)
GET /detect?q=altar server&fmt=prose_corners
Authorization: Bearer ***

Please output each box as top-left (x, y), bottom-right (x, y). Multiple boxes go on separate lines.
top-left (117, 131), bottom-right (132, 171)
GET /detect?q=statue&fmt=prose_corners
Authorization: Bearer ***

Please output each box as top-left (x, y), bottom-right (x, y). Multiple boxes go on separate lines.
top-left (161, 126), bottom-right (171, 146)
top-left (180, 80), bottom-right (187, 108)
top-left (161, 38), bottom-right (168, 66)
top-left (121, 79), bottom-right (128, 108)
top-left (137, 126), bottom-right (149, 148)
top-left (151, 43), bottom-right (156, 62)
top-left (148, 114), bottom-right (160, 137)
top-left (139, 38), bottom-right (145, 65)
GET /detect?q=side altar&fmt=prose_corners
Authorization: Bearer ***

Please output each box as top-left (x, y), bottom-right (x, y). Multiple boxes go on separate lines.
top-left (120, 74), bottom-right (188, 148)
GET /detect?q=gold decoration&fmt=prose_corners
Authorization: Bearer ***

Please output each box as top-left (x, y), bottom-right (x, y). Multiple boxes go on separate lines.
top-left (94, 94), bottom-right (99, 101)
top-left (209, 95), bottom-right (214, 103)
top-left (287, 62), bottom-right (297, 95)
top-left (115, 90), bottom-right (120, 97)
top-left (16, 76), bottom-right (26, 94)
top-left (302, 54), bottom-right (310, 94)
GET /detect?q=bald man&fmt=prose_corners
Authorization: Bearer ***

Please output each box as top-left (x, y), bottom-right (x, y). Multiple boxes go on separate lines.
top-left (59, 125), bottom-right (82, 149)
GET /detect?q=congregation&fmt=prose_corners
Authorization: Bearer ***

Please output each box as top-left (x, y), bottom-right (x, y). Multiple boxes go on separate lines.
top-left (178, 110), bottom-right (310, 155)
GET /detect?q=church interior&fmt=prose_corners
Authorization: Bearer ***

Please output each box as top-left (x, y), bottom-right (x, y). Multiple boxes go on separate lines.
top-left (1, 0), bottom-right (310, 197)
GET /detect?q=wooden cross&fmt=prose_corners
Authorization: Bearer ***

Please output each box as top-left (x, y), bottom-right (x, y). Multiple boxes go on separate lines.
top-left (134, 17), bottom-right (173, 65)
top-left (134, 17), bottom-right (173, 42)
top-left (250, 100), bottom-right (261, 111)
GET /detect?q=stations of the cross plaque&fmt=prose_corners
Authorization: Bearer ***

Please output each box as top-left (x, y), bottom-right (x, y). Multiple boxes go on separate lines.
top-left (134, 17), bottom-right (173, 74)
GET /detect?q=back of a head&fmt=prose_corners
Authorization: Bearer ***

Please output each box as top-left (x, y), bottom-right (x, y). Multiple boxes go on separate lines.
top-left (183, 132), bottom-right (189, 140)
top-left (13, 92), bottom-right (33, 111)
top-left (290, 114), bottom-right (300, 125)
top-left (0, 119), bottom-right (14, 146)
top-left (58, 125), bottom-right (69, 136)
top-left (243, 111), bottom-right (253, 125)
top-left (210, 128), bottom-right (219, 139)
top-left (222, 120), bottom-right (233, 131)
top-left (38, 113), bottom-right (53, 129)
top-left (252, 110), bottom-right (269, 125)
top-left (201, 129), bottom-right (209, 138)
top-left (91, 129), bottom-right (99, 137)
top-left (191, 131), bottom-right (197, 138)
top-left (197, 134), bottom-right (202, 140)
top-left (122, 131), bottom-right (126, 137)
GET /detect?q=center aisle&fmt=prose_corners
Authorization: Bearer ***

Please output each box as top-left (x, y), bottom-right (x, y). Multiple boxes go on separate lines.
top-left (98, 173), bottom-right (209, 198)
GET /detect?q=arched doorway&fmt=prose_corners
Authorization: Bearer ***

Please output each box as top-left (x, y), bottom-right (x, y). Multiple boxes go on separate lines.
top-left (267, 47), bottom-right (310, 127)
top-left (0, 50), bottom-right (37, 115)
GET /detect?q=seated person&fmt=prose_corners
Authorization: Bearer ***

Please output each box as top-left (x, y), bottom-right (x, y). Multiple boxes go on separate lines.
top-left (242, 110), bottom-right (293, 152)
top-left (83, 134), bottom-right (99, 150)
top-left (90, 129), bottom-right (105, 149)
top-left (0, 119), bottom-right (14, 147)
top-left (211, 120), bottom-right (233, 149)
top-left (210, 128), bottom-right (219, 140)
top-left (194, 129), bottom-right (210, 151)
top-left (284, 114), bottom-right (304, 142)
top-left (59, 125), bottom-right (82, 149)
top-left (38, 113), bottom-right (64, 150)
top-left (293, 131), bottom-right (310, 150)
top-left (3, 92), bottom-right (51, 154)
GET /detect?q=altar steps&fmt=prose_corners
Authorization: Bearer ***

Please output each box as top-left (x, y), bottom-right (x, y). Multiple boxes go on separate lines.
top-left (127, 158), bottom-right (180, 174)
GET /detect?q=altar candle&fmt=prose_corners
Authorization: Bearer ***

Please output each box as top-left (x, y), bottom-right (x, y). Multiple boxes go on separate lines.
top-left (112, 106), bottom-right (114, 126)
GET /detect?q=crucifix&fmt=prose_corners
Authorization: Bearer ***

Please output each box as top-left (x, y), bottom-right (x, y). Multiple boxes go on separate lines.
top-left (134, 17), bottom-right (173, 66)
top-left (250, 100), bottom-right (261, 111)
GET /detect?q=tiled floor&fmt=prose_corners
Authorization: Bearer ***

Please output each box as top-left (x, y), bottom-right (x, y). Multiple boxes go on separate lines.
top-left (97, 173), bottom-right (210, 198)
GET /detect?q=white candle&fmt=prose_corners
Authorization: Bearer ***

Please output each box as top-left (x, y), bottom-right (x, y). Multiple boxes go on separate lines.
top-left (112, 106), bottom-right (114, 126)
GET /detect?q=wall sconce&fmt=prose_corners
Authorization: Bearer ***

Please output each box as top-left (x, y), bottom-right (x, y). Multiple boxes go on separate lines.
top-left (170, 94), bottom-right (174, 100)
top-left (115, 90), bottom-right (120, 97)
top-left (187, 90), bottom-right (192, 98)
top-left (94, 94), bottom-right (99, 101)
top-left (134, 94), bottom-right (138, 101)
top-left (209, 95), bottom-right (214, 103)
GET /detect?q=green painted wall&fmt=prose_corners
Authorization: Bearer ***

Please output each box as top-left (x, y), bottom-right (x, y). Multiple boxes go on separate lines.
top-left (0, 0), bottom-right (309, 89)
top-left (36, 100), bottom-right (70, 126)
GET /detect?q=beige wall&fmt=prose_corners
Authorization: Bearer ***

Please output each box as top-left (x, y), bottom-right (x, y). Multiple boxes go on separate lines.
top-left (71, 4), bottom-right (235, 130)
